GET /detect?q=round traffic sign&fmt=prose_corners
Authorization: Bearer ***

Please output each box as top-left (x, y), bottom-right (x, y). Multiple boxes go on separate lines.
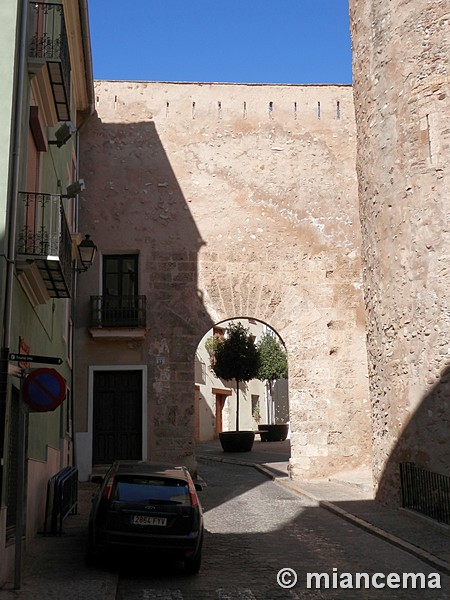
top-left (22, 368), bottom-right (67, 412)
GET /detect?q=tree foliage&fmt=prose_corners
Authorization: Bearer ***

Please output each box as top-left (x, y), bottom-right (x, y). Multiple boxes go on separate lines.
top-left (205, 333), bottom-right (223, 360)
top-left (256, 334), bottom-right (288, 383)
top-left (211, 322), bottom-right (259, 431)
top-left (211, 322), bottom-right (259, 384)
top-left (206, 323), bottom-right (288, 431)
top-left (256, 333), bottom-right (288, 424)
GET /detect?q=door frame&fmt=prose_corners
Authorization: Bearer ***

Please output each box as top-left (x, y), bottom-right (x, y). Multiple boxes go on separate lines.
top-left (212, 388), bottom-right (232, 438)
top-left (83, 365), bottom-right (147, 477)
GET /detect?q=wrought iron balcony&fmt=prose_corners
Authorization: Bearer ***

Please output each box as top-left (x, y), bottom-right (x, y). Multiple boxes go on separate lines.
top-left (16, 192), bottom-right (73, 299)
top-left (28, 2), bottom-right (71, 122)
top-left (90, 296), bottom-right (147, 329)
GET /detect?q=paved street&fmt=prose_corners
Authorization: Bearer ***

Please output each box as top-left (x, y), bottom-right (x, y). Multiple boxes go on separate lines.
top-left (115, 461), bottom-right (449, 599)
top-left (1, 453), bottom-right (448, 599)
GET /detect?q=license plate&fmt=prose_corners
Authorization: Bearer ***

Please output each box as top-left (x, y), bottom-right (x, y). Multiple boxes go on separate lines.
top-left (131, 515), bottom-right (167, 526)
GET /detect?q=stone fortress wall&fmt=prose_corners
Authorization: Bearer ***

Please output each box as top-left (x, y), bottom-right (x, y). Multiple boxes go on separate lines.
top-left (77, 81), bottom-right (373, 481)
top-left (77, 0), bottom-right (450, 503)
top-left (350, 0), bottom-right (450, 501)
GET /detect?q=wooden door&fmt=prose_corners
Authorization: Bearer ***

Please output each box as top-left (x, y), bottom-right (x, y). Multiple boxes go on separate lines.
top-left (93, 370), bottom-right (142, 464)
top-left (215, 394), bottom-right (226, 438)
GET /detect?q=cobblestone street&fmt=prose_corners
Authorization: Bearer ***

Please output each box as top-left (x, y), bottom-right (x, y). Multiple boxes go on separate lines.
top-left (116, 461), bottom-right (449, 600)
top-left (0, 452), bottom-right (450, 600)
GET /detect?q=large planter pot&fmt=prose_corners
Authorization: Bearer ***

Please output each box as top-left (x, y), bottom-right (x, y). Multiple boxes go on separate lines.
top-left (219, 431), bottom-right (255, 453)
top-left (258, 424), bottom-right (289, 442)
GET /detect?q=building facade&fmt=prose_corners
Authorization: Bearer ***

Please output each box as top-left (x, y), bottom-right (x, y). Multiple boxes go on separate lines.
top-left (75, 81), bottom-right (371, 483)
top-left (0, 6), bottom-right (445, 583)
top-left (0, 0), bottom-right (94, 585)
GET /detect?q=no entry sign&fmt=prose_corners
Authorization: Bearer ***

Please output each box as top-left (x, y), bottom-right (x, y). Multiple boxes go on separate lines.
top-left (22, 368), bottom-right (67, 412)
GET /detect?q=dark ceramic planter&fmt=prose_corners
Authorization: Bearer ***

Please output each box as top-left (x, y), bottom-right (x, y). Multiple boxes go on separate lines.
top-left (219, 431), bottom-right (255, 453)
top-left (258, 424), bottom-right (289, 442)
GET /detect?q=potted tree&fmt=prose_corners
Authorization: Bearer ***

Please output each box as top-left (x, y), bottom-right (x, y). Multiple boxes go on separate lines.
top-left (211, 322), bottom-right (260, 452)
top-left (256, 333), bottom-right (289, 441)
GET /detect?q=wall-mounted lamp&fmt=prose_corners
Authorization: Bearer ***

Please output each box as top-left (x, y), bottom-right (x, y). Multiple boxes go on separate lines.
top-left (49, 121), bottom-right (76, 148)
top-left (64, 179), bottom-right (85, 198)
top-left (76, 234), bottom-right (97, 272)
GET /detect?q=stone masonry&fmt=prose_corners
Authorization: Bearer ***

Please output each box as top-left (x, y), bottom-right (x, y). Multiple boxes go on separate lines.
top-left (76, 82), bottom-right (372, 481)
top-left (350, 0), bottom-right (450, 502)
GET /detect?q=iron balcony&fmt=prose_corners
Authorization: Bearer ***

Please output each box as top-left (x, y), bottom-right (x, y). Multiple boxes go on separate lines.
top-left (28, 2), bottom-right (71, 122)
top-left (90, 296), bottom-right (147, 329)
top-left (16, 192), bottom-right (73, 299)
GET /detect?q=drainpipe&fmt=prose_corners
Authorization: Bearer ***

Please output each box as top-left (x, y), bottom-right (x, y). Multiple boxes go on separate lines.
top-left (79, 0), bottom-right (95, 123)
top-left (69, 0), bottom-right (95, 471)
top-left (0, 0), bottom-right (29, 499)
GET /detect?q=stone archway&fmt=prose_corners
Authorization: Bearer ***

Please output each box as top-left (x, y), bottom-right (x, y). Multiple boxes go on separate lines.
top-left (195, 268), bottom-right (371, 478)
top-left (77, 80), bottom-right (371, 481)
top-left (75, 2), bottom-right (450, 503)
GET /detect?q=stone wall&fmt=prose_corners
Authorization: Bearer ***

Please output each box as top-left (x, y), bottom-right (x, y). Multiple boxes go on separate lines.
top-left (76, 81), bottom-right (372, 479)
top-left (350, 0), bottom-right (450, 502)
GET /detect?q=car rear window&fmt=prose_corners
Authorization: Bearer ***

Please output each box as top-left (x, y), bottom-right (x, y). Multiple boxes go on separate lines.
top-left (113, 476), bottom-right (190, 505)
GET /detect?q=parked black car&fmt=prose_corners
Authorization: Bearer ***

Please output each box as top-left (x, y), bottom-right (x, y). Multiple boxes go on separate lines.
top-left (87, 460), bottom-right (204, 574)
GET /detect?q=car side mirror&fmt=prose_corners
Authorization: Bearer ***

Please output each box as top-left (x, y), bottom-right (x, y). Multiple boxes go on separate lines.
top-left (194, 482), bottom-right (203, 492)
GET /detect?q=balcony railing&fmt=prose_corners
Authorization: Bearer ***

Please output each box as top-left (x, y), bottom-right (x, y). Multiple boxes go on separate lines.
top-left (28, 2), bottom-right (71, 122)
top-left (16, 192), bottom-right (73, 298)
top-left (90, 296), bottom-right (147, 329)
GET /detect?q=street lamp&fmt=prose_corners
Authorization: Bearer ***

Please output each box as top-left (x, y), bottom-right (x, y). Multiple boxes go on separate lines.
top-left (77, 234), bottom-right (97, 272)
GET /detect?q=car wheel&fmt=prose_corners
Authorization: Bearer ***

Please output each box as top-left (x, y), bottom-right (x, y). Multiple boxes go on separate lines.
top-left (184, 552), bottom-right (201, 575)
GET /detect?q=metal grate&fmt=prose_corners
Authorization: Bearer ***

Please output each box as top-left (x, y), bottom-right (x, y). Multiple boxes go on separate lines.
top-left (44, 466), bottom-right (78, 535)
top-left (17, 192), bottom-right (73, 297)
top-left (90, 295), bottom-right (147, 328)
top-left (28, 2), bottom-right (71, 121)
top-left (400, 462), bottom-right (450, 525)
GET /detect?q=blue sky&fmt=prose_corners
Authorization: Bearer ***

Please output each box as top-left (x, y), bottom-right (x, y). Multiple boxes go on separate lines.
top-left (88, 1), bottom-right (352, 84)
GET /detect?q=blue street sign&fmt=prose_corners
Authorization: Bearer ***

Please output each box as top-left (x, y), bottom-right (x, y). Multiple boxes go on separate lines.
top-left (22, 368), bottom-right (67, 412)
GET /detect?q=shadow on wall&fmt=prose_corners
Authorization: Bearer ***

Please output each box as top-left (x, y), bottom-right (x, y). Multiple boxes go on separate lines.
top-left (77, 112), bottom-right (215, 468)
top-left (80, 113), bottom-right (207, 252)
top-left (377, 363), bottom-right (450, 506)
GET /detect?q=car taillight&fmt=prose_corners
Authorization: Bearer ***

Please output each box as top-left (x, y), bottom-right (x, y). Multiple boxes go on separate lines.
top-left (188, 479), bottom-right (198, 507)
top-left (102, 476), bottom-right (114, 500)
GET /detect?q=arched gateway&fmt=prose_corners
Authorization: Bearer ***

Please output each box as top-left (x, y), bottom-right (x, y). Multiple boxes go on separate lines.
top-left (75, 81), bottom-right (371, 482)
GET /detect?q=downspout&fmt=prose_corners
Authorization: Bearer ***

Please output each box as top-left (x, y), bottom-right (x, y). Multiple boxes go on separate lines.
top-left (70, 0), bottom-right (95, 470)
top-left (74, 0), bottom-right (95, 230)
top-left (0, 0), bottom-right (29, 498)
top-left (79, 0), bottom-right (95, 126)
